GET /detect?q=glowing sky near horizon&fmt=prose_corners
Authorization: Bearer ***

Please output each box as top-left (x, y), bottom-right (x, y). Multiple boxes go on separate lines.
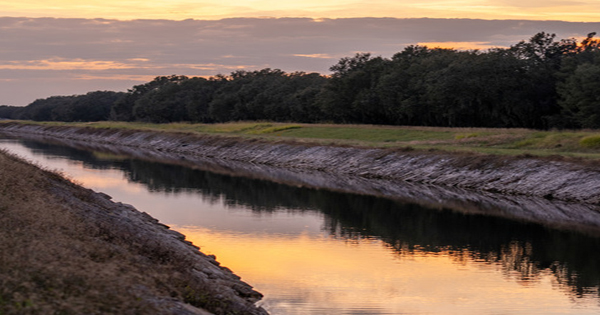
top-left (2, 0), bottom-right (600, 22)
top-left (1, 0), bottom-right (600, 106)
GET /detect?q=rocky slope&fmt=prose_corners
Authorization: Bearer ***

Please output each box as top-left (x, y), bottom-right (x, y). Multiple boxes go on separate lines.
top-left (3, 122), bottom-right (600, 203)
top-left (1, 122), bottom-right (600, 234)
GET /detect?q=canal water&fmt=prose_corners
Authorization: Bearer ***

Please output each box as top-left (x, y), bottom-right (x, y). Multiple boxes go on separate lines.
top-left (1, 136), bottom-right (599, 315)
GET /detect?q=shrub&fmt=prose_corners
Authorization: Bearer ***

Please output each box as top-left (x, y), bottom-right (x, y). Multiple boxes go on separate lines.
top-left (579, 135), bottom-right (600, 149)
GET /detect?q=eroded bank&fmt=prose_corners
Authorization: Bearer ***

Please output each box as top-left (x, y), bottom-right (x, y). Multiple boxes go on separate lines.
top-left (2, 122), bottom-right (600, 234)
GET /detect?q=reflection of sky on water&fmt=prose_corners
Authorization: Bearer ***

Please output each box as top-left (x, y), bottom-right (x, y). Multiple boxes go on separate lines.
top-left (178, 227), bottom-right (599, 315)
top-left (1, 139), bottom-right (326, 234)
top-left (1, 137), bottom-right (599, 315)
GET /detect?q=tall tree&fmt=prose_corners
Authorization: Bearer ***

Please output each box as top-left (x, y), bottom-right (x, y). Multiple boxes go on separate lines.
top-left (319, 53), bottom-right (390, 123)
top-left (559, 62), bottom-right (600, 128)
top-left (508, 32), bottom-right (577, 128)
top-left (110, 75), bottom-right (188, 121)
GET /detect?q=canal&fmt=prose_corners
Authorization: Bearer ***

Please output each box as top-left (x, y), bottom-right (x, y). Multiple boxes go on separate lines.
top-left (1, 135), bottom-right (599, 314)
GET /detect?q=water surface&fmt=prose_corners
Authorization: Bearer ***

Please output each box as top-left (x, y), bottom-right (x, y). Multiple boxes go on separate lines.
top-left (1, 136), bottom-right (599, 314)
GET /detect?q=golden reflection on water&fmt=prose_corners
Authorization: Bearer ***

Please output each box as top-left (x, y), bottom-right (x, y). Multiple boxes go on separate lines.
top-left (175, 226), bottom-right (600, 315)
top-left (2, 138), bottom-right (599, 315)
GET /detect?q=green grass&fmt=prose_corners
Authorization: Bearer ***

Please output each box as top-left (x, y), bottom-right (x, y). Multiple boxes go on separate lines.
top-left (580, 135), bottom-right (600, 149)
top-left (4, 120), bottom-right (600, 160)
top-left (274, 125), bottom-right (456, 142)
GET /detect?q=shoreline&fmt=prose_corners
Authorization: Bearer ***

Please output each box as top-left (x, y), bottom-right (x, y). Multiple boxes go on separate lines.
top-left (0, 148), bottom-right (268, 314)
top-left (1, 121), bottom-right (600, 204)
top-left (1, 122), bottom-right (600, 235)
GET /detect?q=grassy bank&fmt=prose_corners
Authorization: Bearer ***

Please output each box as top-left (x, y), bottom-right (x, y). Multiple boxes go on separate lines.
top-left (6, 120), bottom-right (600, 160)
top-left (0, 149), bottom-right (263, 315)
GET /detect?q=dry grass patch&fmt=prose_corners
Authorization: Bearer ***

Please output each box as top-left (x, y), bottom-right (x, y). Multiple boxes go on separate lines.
top-left (580, 135), bottom-right (600, 149)
top-left (0, 150), bottom-right (263, 315)
top-left (0, 152), bottom-right (153, 314)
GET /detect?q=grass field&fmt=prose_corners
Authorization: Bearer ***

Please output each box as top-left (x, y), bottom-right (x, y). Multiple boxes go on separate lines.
top-left (5, 120), bottom-right (600, 160)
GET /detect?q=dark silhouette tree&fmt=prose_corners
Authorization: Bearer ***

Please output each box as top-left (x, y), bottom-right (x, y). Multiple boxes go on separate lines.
top-left (110, 75), bottom-right (188, 121)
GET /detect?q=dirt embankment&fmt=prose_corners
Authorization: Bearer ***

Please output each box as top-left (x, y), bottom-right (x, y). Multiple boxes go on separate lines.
top-left (0, 148), bottom-right (267, 314)
top-left (2, 122), bottom-right (600, 205)
top-left (2, 122), bottom-right (600, 235)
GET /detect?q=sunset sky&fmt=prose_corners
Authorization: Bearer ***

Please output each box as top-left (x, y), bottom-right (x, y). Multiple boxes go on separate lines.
top-left (4, 0), bottom-right (600, 21)
top-left (1, 1), bottom-right (599, 105)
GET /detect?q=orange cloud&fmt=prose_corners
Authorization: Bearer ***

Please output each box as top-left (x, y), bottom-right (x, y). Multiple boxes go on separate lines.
top-left (0, 58), bottom-right (258, 77)
top-left (0, 58), bottom-right (142, 71)
top-left (73, 74), bottom-right (159, 81)
top-left (293, 53), bottom-right (337, 59)
top-left (1, 0), bottom-right (600, 22)
top-left (416, 41), bottom-right (503, 50)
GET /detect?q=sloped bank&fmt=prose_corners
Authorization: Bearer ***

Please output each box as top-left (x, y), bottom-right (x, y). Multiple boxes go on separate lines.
top-left (4, 130), bottom-right (600, 235)
top-left (0, 147), bottom-right (267, 314)
top-left (2, 122), bottom-right (600, 205)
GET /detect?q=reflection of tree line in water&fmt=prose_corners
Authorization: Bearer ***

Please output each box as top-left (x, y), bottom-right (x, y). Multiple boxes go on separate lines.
top-left (19, 140), bottom-right (600, 300)
top-left (321, 196), bottom-right (600, 299)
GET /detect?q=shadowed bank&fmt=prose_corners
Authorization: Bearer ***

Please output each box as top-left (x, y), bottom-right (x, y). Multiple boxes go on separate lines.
top-left (2, 132), bottom-right (600, 314)
top-left (0, 149), bottom-right (268, 315)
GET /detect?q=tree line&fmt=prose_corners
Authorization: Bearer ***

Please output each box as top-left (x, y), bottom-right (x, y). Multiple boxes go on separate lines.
top-left (0, 91), bottom-right (124, 122)
top-left (1, 32), bottom-right (599, 129)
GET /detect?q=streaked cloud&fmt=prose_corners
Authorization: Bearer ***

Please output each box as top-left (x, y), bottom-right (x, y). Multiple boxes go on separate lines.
top-left (1, 0), bottom-right (600, 21)
top-left (1, 17), bottom-right (599, 105)
top-left (73, 74), bottom-right (159, 82)
top-left (292, 54), bottom-right (338, 59)
top-left (416, 42), bottom-right (499, 50)
top-left (0, 59), bottom-right (139, 71)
